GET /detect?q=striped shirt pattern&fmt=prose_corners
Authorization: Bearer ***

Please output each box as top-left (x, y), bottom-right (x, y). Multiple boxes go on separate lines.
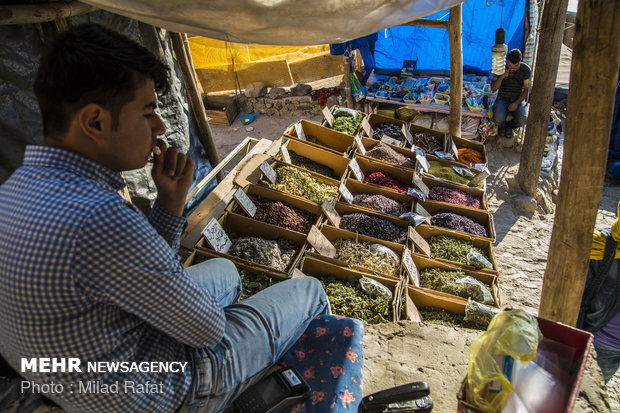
top-left (0, 146), bottom-right (225, 412)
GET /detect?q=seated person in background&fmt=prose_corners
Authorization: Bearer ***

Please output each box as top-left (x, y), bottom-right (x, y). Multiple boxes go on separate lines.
top-left (490, 48), bottom-right (531, 139)
top-left (0, 23), bottom-right (329, 413)
top-left (578, 201), bottom-right (620, 383)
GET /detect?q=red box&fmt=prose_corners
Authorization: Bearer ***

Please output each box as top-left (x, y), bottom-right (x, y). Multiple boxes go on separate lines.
top-left (457, 316), bottom-right (593, 413)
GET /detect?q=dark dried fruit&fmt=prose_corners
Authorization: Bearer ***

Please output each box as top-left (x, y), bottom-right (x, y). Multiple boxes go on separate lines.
top-left (340, 212), bottom-right (407, 244)
top-left (238, 195), bottom-right (317, 233)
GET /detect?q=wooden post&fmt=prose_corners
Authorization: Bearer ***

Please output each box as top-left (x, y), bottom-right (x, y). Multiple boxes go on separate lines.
top-left (343, 56), bottom-right (354, 108)
top-left (538, 0), bottom-right (620, 325)
top-left (170, 32), bottom-right (223, 182)
top-left (401, 19), bottom-right (450, 29)
top-left (448, 4), bottom-right (462, 138)
top-left (516, 0), bottom-right (569, 196)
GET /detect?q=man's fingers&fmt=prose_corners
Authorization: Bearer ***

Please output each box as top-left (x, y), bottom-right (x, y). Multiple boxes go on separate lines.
top-left (173, 155), bottom-right (187, 179)
top-left (164, 146), bottom-right (178, 177)
top-left (151, 140), bottom-right (167, 176)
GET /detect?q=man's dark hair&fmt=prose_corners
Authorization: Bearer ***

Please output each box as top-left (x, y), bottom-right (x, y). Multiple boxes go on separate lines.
top-left (507, 49), bottom-right (522, 64)
top-left (34, 23), bottom-right (170, 140)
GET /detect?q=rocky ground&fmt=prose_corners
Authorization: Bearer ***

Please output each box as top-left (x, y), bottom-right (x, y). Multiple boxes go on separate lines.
top-left (210, 112), bottom-right (620, 412)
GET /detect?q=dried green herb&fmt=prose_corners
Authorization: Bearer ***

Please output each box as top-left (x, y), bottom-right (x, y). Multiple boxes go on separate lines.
top-left (228, 235), bottom-right (299, 271)
top-left (420, 268), bottom-right (494, 304)
top-left (238, 269), bottom-right (281, 300)
top-left (269, 165), bottom-right (338, 204)
top-left (334, 239), bottom-right (400, 278)
top-left (340, 213), bottom-right (407, 244)
top-left (428, 235), bottom-right (488, 265)
top-left (464, 299), bottom-right (501, 329)
top-left (238, 195), bottom-right (317, 233)
top-left (419, 307), bottom-right (483, 330)
top-left (320, 277), bottom-right (392, 324)
top-left (331, 110), bottom-right (364, 136)
top-left (428, 161), bottom-right (483, 188)
top-left (289, 150), bottom-right (339, 179)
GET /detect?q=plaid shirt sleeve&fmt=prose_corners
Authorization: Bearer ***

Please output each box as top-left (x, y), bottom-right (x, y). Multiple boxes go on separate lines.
top-left (148, 201), bottom-right (187, 251)
top-left (72, 199), bottom-right (226, 348)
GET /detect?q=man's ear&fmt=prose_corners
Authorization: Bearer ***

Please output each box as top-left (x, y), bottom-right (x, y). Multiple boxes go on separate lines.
top-left (77, 104), bottom-right (111, 143)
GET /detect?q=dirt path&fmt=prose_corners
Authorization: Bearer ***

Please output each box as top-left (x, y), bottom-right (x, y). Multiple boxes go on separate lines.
top-left (210, 115), bottom-right (620, 412)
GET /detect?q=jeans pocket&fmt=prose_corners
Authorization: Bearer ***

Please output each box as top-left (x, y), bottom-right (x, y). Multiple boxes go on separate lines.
top-left (194, 356), bottom-right (213, 398)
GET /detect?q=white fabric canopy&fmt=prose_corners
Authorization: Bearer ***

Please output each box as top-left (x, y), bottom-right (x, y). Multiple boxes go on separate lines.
top-left (81, 0), bottom-right (465, 45)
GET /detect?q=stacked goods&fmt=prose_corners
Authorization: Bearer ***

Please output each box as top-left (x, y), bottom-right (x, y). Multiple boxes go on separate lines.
top-left (228, 235), bottom-right (299, 271)
top-left (320, 277), bottom-right (392, 324)
top-left (269, 166), bottom-right (338, 204)
top-left (372, 123), bottom-right (404, 140)
top-left (420, 268), bottom-right (493, 304)
top-left (428, 235), bottom-right (489, 266)
top-left (412, 131), bottom-right (442, 153)
top-left (352, 193), bottom-right (408, 216)
top-left (340, 213), bottom-right (407, 244)
top-left (240, 195), bottom-right (317, 233)
top-left (457, 147), bottom-right (484, 165)
top-left (430, 211), bottom-right (488, 238)
top-left (428, 161), bottom-right (483, 188)
top-left (332, 110), bottom-right (364, 135)
top-left (366, 142), bottom-right (416, 169)
top-left (428, 186), bottom-right (483, 209)
top-left (289, 150), bottom-right (338, 179)
top-left (363, 172), bottom-right (408, 193)
top-left (334, 239), bottom-right (400, 277)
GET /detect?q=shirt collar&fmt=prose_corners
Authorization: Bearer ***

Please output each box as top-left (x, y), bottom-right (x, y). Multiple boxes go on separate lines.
top-left (22, 145), bottom-right (127, 191)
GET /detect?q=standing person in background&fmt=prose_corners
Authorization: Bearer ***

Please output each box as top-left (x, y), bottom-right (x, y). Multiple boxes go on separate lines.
top-left (491, 48), bottom-right (531, 139)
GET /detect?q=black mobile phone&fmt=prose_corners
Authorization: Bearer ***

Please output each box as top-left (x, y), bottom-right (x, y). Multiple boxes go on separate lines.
top-left (233, 367), bottom-right (311, 413)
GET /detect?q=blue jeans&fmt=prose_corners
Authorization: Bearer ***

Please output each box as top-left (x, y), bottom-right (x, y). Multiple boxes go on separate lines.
top-left (493, 97), bottom-right (527, 131)
top-left (179, 258), bottom-right (331, 412)
top-left (594, 341), bottom-right (620, 383)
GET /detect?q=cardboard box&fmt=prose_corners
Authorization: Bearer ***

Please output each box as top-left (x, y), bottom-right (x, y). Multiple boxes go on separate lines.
top-left (412, 224), bottom-right (498, 275)
top-left (410, 253), bottom-right (501, 308)
top-left (402, 284), bottom-right (469, 322)
top-left (452, 135), bottom-right (488, 166)
top-left (348, 156), bottom-right (414, 195)
top-left (419, 199), bottom-right (496, 242)
top-left (285, 119), bottom-right (355, 155)
top-left (306, 224), bottom-right (404, 280)
top-left (357, 138), bottom-right (417, 172)
top-left (406, 124), bottom-right (449, 152)
top-left (422, 158), bottom-right (487, 191)
top-left (227, 184), bottom-right (324, 235)
top-left (258, 160), bottom-right (341, 206)
top-left (331, 201), bottom-right (410, 244)
top-left (277, 138), bottom-right (350, 180)
top-left (421, 174), bottom-right (489, 212)
top-left (299, 255), bottom-right (401, 322)
top-left (194, 212), bottom-right (307, 278)
top-left (202, 94), bottom-right (239, 126)
top-left (338, 178), bottom-right (414, 216)
top-left (457, 317), bottom-right (593, 413)
top-left (360, 113), bottom-right (409, 145)
top-left (320, 106), bottom-right (368, 137)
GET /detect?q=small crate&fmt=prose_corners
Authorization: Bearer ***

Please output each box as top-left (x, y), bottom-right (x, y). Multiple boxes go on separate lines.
top-left (202, 95), bottom-right (239, 126)
top-left (434, 93), bottom-right (450, 106)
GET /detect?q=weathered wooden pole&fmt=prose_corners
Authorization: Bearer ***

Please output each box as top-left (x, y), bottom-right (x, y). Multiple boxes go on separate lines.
top-left (343, 56), bottom-right (355, 108)
top-left (538, 0), bottom-right (620, 325)
top-left (516, 0), bottom-right (569, 196)
top-left (170, 32), bottom-right (223, 182)
top-left (448, 4), bottom-right (463, 138)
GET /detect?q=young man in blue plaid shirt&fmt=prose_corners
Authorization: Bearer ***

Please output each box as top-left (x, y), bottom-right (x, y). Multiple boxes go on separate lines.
top-left (0, 23), bottom-right (329, 412)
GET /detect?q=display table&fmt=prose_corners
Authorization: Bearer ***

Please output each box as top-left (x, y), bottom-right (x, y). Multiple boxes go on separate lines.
top-left (366, 96), bottom-right (488, 118)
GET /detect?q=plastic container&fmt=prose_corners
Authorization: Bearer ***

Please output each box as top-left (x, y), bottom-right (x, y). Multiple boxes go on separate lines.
top-left (434, 93), bottom-right (450, 106)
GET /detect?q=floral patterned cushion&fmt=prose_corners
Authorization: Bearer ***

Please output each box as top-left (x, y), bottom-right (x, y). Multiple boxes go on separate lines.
top-left (278, 315), bottom-right (364, 412)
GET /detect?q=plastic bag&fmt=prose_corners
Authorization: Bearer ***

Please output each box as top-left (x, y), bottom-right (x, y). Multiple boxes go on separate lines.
top-left (368, 243), bottom-right (400, 264)
top-left (457, 276), bottom-right (494, 305)
top-left (467, 249), bottom-right (494, 270)
top-left (466, 309), bottom-right (542, 413)
top-left (407, 187), bottom-right (427, 202)
top-left (453, 166), bottom-right (475, 177)
top-left (465, 298), bottom-right (501, 328)
top-left (398, 212), bottom-right (428, 227)
top-left (468, 166), bottom-right (491, 187)
top-left (359, 276), bottom-right (393, 301)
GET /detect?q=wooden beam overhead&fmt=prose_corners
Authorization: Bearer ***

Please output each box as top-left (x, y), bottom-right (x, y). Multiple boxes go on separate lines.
top-left (401, 19), bottom-right (449, 29)
top-left (0, 1), bottom-right (96, 25)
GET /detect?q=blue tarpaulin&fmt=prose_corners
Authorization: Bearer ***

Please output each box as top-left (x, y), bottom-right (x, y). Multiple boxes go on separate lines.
top-left (374, 0), bottom-right (527, 73)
